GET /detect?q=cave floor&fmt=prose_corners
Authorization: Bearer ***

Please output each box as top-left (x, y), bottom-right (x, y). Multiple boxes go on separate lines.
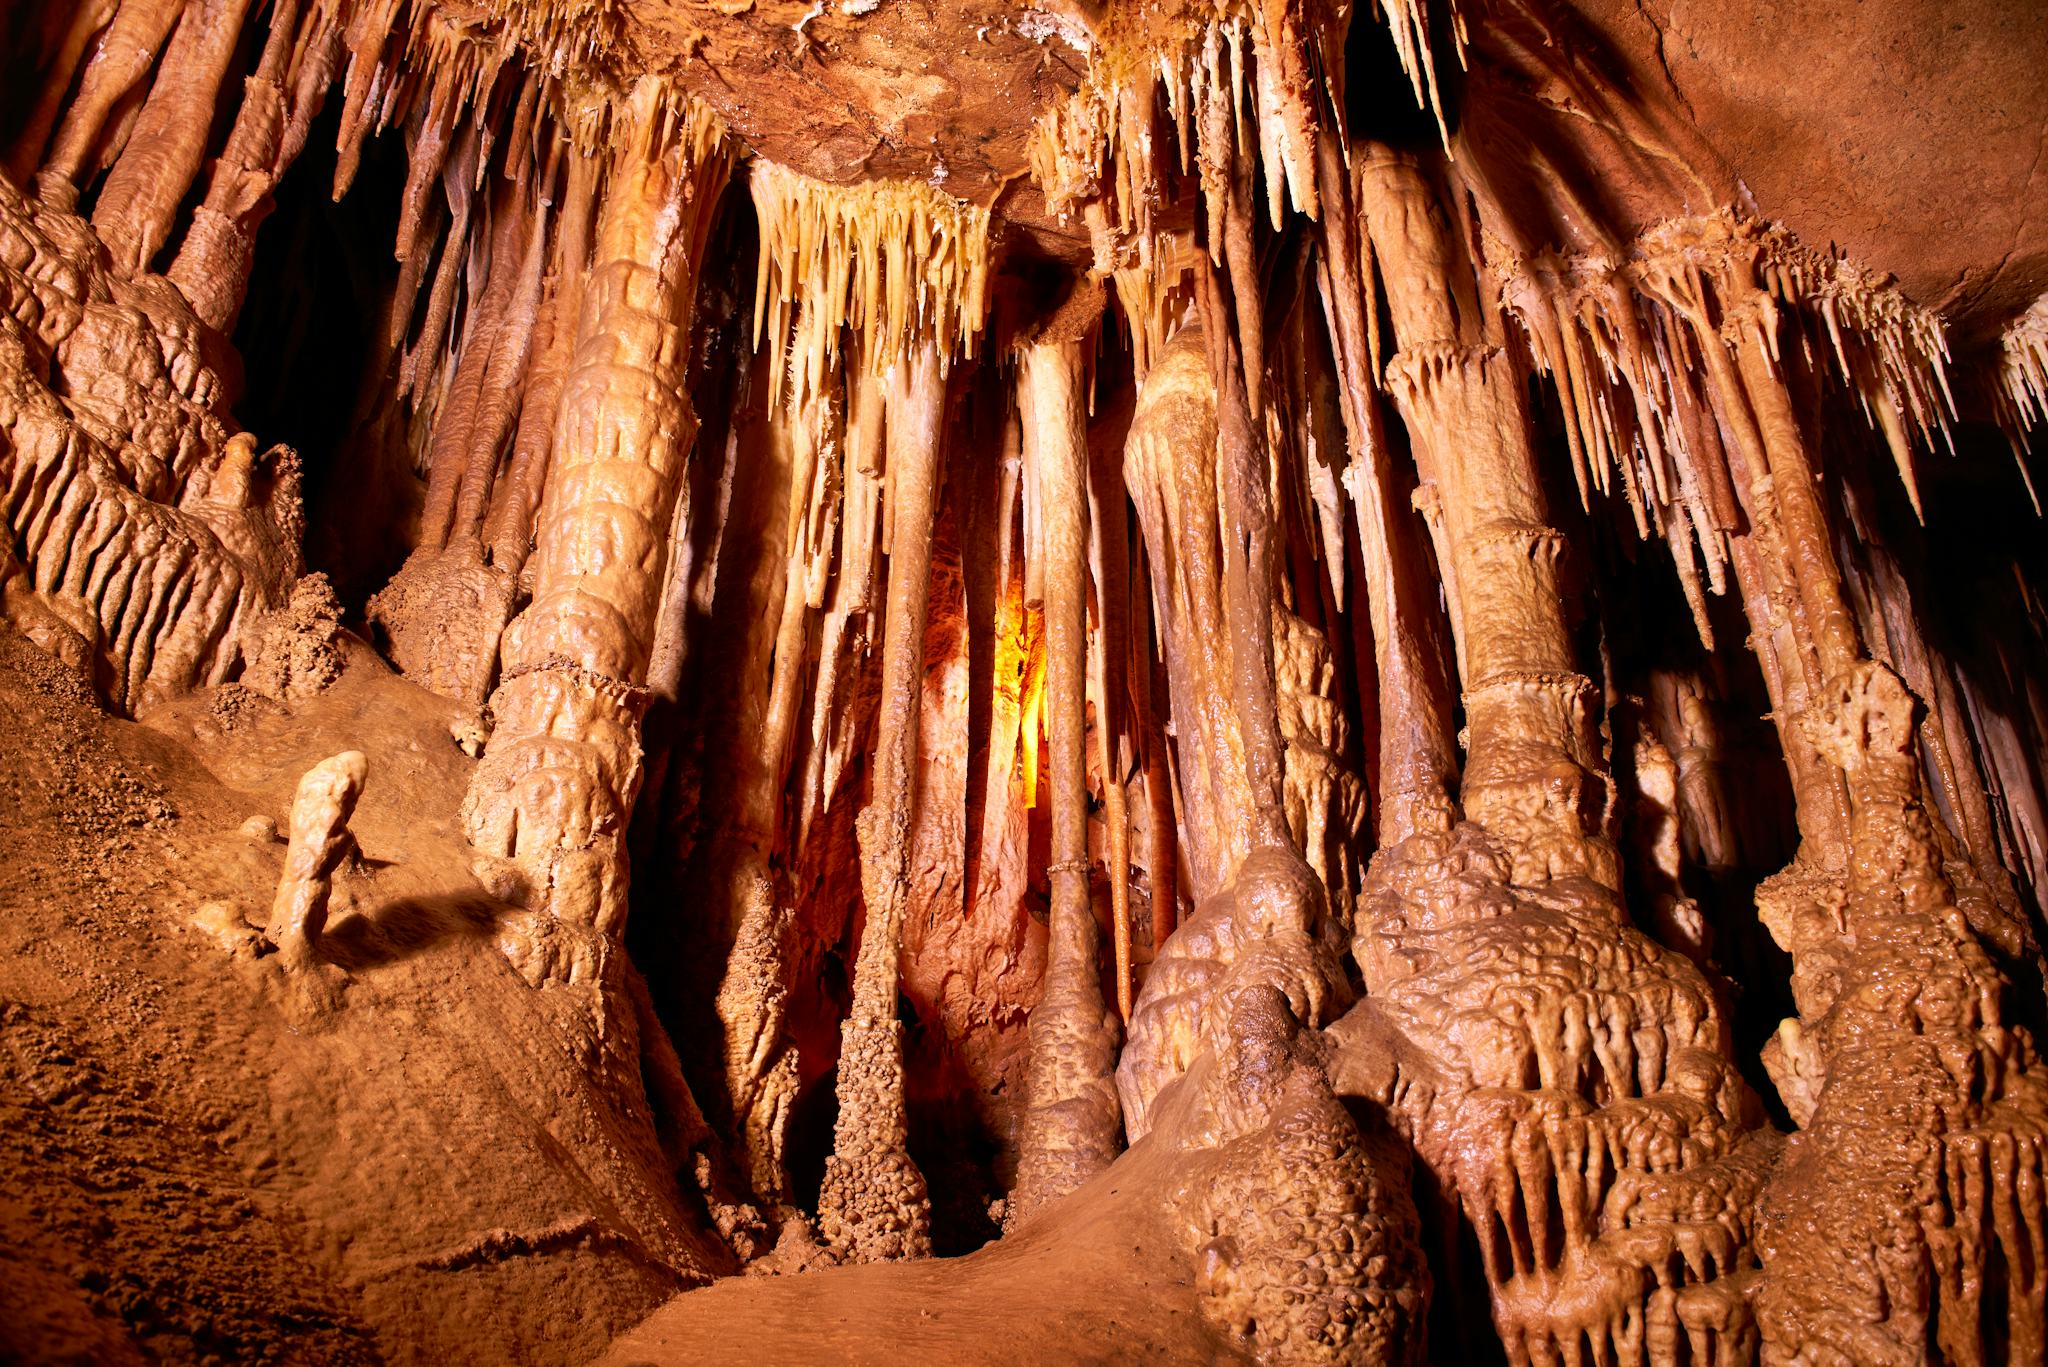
top-left (601, 1155), bottom-right (1226, 1366)
top-left (0, 625), bottom-right (1225, 1363)
top-left (0, 630), bottom-right (724, 1364)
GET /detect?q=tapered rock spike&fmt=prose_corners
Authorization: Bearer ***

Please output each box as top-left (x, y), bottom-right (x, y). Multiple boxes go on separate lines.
top-left (6, 0), bottom-right (120, 183)
top-left (92, 0), bottom-right (262, 275)
top-left (749, 160), bottom-right (990, 417)
top-left (819, 339), bottom-right (944, 1263)
top-left (484, 140), bottom-right (597, 573)
top-left (39, 0), bottom-right (189, 190)
top-left (270, 750), bottom-right (367, 972)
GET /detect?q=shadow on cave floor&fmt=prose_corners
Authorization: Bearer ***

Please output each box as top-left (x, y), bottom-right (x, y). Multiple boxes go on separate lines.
top-left (0, 627), bottom-right (726, 1365)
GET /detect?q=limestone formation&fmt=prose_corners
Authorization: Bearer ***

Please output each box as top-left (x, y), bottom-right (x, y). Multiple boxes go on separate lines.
top-left (461, 76), bottom-right (730, 977)
top-left (0, 0), bottom-right (2044, 1362)
top-left (0, 175), bottom-right (300, 716)
top-left (268, 749), bottom-right (366, 970)
top-left (1007, 325), bottom-right (1123, 1227)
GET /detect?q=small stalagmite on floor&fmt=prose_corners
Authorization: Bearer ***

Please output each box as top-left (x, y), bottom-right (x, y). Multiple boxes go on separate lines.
top-left (270, 749), bottom-right (366, 970)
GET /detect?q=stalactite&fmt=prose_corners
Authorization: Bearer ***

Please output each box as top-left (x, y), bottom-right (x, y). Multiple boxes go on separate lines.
top-left (0, 0), bottom-right (2041, 1356)
top-left (37, 0), bottom-right (189, 195)
top-left (164, 0), bottom-right (343, 333)
top-left (462, 77), bottom-right (730, 982)
top-left (414, 138), bottom-right (553, 555)
top-left (817, 340), bottom-right (943, 1263)
top-left (399, 121), bottom-right (481, 404)
top-left (713, 158), bottom-right (995, 1229)
top-left (5, 0), bottom-right (120, 183)
top-left (366, 139), bottom-right (553, 709)
top-left (1125, 542), bottom-right (1180, 950)
top-left (1008, 325), bottom-right (1123, 1229)
top-left (1032, 0), bottom-right (1464, 274)
top-left (91, 0), bottom-right (262, 275)
top-left (749, 160), bottom-right (990, 417)
top-left (330, 0), bottom-right (403, 198)
top-left (1997, 292), bottom-right (2048, 511)
top-left (448, 169), bottom-right (550, 544)
top-left (792, 365), bottom-right (887, 856)
top-left (1123, 328), bottom-right (1252, 900)
top-left (484, 140), bottom-right (596, 574)
top-left (1108, 201), bottom-right (1430, 1363)
top-left (1085, 368), bottom-right (1138, 1014)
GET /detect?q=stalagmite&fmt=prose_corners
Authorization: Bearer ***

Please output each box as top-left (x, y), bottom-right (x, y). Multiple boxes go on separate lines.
top-left (1751, 660), bottom-right (2048, 1364)
top-left (705, 160), bottom-right (994, 1225)
top-left (269, 750), bottom-right (367, 971)
top-left (1008, 326), bottom-right (1122, 1228)
top-left (1336, 143), bottom-right (1775, 1363)
top-left (462, 77), bottom-right (730, 979)
top-left (1113, 244), bottom-right (1430, 1367)
top-left (818, 341), bottom-right (944, 1263)
top-left (708, 368), bottom-right (837, 1205)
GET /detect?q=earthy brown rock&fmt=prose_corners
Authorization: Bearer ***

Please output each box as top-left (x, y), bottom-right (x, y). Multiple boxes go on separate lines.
top-left (267, 748), bottom-right (365, 969)
top-left (0, 0), bottom-right (2044, 1361)
top-left (462, 77), bottom-right (731, 977)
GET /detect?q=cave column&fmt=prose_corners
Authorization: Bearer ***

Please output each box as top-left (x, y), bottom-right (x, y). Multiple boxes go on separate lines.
top-left (1316, 134), bottom-right (1459, 846)
top-left (1009, 332), bottom-right (1123, 1227)
top-left (461, 78), bottom-right (729, 980)
top-left (1357, 145), bottom-right (1610, 885)
top-left (817, 340), bottom-right (944, 1263)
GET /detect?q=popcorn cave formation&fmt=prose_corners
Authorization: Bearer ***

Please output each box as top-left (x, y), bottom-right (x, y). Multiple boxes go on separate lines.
top-left (2, 0), bottom-right (2046, 1363)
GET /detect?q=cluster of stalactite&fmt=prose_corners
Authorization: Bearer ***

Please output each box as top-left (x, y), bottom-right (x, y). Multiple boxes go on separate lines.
top-left (1032, 4), bottom-right (2048, 1364)
top-left (2, 0), bottom-right (2046, 1362)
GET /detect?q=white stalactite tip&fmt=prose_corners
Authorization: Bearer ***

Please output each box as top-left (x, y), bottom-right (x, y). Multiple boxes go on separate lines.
top-left (748, 159), bottom-right (992, 415)
top-left (1995, 293), bottom-right (2048, 511)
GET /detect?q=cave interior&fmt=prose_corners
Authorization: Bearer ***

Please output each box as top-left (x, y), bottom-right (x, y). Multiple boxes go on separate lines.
top-left (1, 0), bottom-right (2047, 1363)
